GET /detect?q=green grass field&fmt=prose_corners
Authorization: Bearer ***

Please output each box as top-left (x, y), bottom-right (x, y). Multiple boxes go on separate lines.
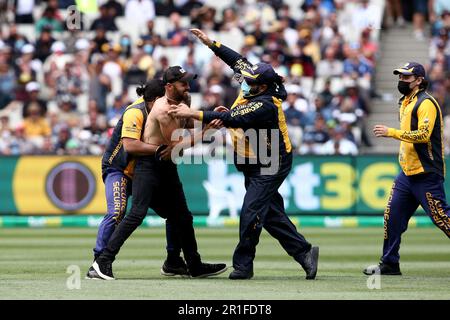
top-left (0, 227), bottom-right (449, 300)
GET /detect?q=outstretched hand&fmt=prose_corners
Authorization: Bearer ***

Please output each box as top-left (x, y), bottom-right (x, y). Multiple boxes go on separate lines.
top-left (373, 125), bottom-right (389, 137)
top-left (214, 106), bottom-right (229, 113)
top-left (190, 29), bottom-right (213, 47)
top-left (206, 119), bottom-right (224, 130)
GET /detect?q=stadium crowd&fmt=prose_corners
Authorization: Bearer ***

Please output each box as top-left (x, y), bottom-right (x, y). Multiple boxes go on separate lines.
top-left (0, 0), bottom-right (447, 156)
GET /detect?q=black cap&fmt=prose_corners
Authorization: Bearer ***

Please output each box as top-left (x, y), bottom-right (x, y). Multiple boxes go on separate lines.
top-left (163, 66), bottom-right (197, 84)
top-left (393, 62), bottom-right (426, 77)
top-left (240, 62), bottom-right (282, 85)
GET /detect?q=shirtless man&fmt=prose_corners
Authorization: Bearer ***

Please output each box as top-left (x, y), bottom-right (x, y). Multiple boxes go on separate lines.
top-left (92, 66), bottom-right (227, 280)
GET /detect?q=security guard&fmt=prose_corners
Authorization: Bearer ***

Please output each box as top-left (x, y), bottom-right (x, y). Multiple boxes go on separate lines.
top-left (169, 29), bottom-right (319, 280)
top-left (364, 62), bottom-right (450, 276)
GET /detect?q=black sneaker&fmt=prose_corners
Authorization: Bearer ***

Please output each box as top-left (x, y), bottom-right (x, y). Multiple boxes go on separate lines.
top-left (161, 258), bottom-right (189, 277)
top-left (229, 269), bottom-right (254, 280)
top-left (189, 263), bottom-right (227, 278)
top-left (92, 261), bottom-right (115, 280)
top-left (297, 246), bottom-right (319, 280)
top-left (363, 262), bottom-right (402, 276)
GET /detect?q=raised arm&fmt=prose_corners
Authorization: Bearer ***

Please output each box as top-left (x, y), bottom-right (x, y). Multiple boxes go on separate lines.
top-left (190, 28), bottom-right (253, 73)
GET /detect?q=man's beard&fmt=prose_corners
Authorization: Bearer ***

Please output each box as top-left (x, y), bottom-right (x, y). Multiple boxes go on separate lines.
top-left (172, 88), bottom-right (187, 102)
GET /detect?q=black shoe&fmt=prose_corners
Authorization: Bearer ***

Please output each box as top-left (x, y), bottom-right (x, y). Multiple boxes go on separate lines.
top-left (161, 258), bottom-right (189, 277)
top-left (229, 269), bottom-right (254, 280)
top-left (363, 262), bottom-right (402, 276)
top-left (92, 261), bottom-right (115, 280)
top-left (189, 263), bottom-right (227, 278)
top-left (297, 246), bottom-right (319, 280)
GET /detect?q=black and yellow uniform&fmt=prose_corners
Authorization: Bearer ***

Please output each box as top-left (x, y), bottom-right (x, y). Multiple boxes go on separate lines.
top-left (199, 42), bottom-right (314, 279)
top-left (200, 42), bottom-right (292, 172)
top-left (101, 97), bottom-right (148, 181)
top-left (382, 84), bottom-right (450, 266)
top-left (387, 89), bottom-right (444, 176)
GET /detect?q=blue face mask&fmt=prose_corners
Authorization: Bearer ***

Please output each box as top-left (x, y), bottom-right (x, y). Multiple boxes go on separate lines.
top-left (15, 40), bottom-right (25, 51)
top-left (143, 44), bottom-right (153, 54)
top-left (120, 38), bottom-right (130, 47)
top-left (241, 80), bottom-right (251, 97)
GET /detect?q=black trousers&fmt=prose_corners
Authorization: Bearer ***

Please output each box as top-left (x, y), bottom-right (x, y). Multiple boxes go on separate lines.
top-left (233, 153), bottom-right (312, 272)
top-left (97, 155), bottom-right (201, 267)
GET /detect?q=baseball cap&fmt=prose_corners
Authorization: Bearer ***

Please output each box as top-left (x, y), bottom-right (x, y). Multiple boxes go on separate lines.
top-left (163, 66), bottom-right (197, 84)
top-left (393, 62), bottom-right (426, 77)
top-left (240, 62), bottom-right (282, 85)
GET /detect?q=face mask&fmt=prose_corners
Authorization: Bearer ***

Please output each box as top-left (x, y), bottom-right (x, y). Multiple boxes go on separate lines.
top-left (143, 44), bottom-right (153, 54)
top-left (397, 80), bottom-right (413, 96)
top-left (15, 40), bottom-right (25, 51)
top-left (121, 38), bottom-right (130, 47)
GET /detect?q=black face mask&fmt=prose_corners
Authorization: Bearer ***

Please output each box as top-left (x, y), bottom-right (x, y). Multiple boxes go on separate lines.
top-left (397, 80), bottom-right (413, 96)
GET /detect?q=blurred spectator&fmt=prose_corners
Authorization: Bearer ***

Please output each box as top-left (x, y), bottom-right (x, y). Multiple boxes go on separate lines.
top-left (385, 0), bottom-right (405, 27)
top-left (411, 0), bottom-right (428, 40)
top-left (167, 12), bottom-right (190, 46)
top-left (317, 79), bottom-right (334, 107)
top-left (90, 25), bottom-right (109, 55)
top-left (14, 44), bottom-right (42, 101)
top-left (35, 7), bottom-right (63, 35)
top-left (22, 81), bottom-right (47, 118)
top-left (352, 0), bottom-right (381, 34)
top-left (191, 6), bottom-right (218, 31)
top-left (155, 0), bottom-right (178, 16)
top-left (218, 7), bottom-right (240, 32)
top-left (125, 0), bottom-right (155, 29)
top-left (0, 60), bottom-right (16, 109)
top-left (107, 95), bottom-right (126, 127)
top-left (179, 0), bottom-right (205, 17)
top-left (22, 103), bottom-right (51, 139)
top-left (300, 115), bottom-right (330, 155)
top-left (105, 0), bottom-right (124, 17)
top-left (88, 58), bottom-right (111, 114)
top-left (34, 26), bottom-right (55, 62)
top-left (14, 0), bottom-right (34, 24)
top-left (316, 46), bottom-right (344, 78)
top-left (282, 85), bottom-right (310, 150)
top-left (58, 96), bottom-right (80, 127)
top-left (8, 125), bottom-right (35, 154)
top-left (343, 45), bottom-right (373, 90)
top-left (123, 52), bottom-right (148, 87)
top-left (321, 126), bottom-right (358, 155)
top-left (55, 62), bottom-right (82, 105)
top-left (54, 125), bottom-right (71, 155)
top-left (182, 50), bottom-right (202, 92)
top-left (359, 28), bottom-right (378, 65)
top-left (90, 4), bottom-right (118, 31)
top-left (201, 84), bottom-right (224, 111)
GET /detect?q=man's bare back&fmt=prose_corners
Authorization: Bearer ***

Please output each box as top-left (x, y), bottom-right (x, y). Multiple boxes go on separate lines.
top-left (143, 96), bottom-right (186, 147)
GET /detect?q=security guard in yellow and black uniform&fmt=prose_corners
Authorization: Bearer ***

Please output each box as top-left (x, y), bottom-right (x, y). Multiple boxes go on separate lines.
top-left (364, 62), bottom-right (450, 276)
top-left (168, 29), bottom-right (319, 280)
